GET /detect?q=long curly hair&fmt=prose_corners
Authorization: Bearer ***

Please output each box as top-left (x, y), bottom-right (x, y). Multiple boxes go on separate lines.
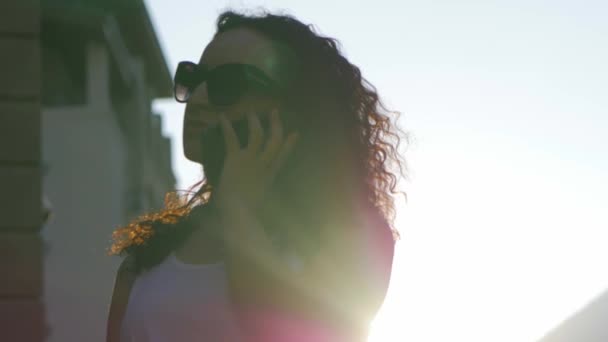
top-left (109, 9), bottom-right (410, 273)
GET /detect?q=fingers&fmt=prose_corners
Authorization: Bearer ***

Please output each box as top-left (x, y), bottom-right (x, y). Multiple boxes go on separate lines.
top-left (259, 109), bottom-right (284, 165)
top-left (268, 131), bottom-right (299, 180)
top-left (246, 112), bottom-right (264, 154)
top-left (219, 114), bottom-right (239, 154)
top-left (222, 111), bottom-right (298, 173)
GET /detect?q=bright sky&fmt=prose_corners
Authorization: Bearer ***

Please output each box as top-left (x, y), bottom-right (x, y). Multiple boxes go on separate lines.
top-left (145, 1), bottom-right (608, 341)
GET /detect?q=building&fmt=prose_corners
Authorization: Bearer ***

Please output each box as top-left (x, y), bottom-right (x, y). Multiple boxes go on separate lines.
top-left (1, 0), bottom-right (176, 341)
top-left (0, 0), bottom-right (46, 340)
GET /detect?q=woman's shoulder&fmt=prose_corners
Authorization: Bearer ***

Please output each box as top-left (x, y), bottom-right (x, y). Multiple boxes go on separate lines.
top-left (117, 255), bottom-right (137, 275)
top-left (113, 219), bottom-right (192, 275)
top-left (111, 256), bottom-right (139, 294)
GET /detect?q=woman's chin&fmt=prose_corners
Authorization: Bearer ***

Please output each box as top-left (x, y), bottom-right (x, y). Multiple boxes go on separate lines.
top-left (183, 147), bottom-right (203, 163)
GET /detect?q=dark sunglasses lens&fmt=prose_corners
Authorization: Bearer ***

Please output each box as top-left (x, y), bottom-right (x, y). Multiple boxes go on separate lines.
top-left (207, 66), bottom-right (248, 106)
top-left (174, 63), bottom-right (277, 105)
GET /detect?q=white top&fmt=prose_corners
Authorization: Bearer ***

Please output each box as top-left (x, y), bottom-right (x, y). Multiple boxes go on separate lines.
top-left (120, 253), bottom-right (243, 342)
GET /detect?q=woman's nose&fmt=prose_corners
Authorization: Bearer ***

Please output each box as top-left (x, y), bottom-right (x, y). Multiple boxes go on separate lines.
top-left (188, 81), bottom-right (209, 105)
top-left (184, 82), bottom-right (223, 124)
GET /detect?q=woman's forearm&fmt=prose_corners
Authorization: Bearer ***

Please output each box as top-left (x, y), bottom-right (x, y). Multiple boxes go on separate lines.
top-left (218, 200), bottom-right (297, 304)
top-left (218, 198), bottom-right (391, 328)
top-left (219, 200), bottom-right (351, 313)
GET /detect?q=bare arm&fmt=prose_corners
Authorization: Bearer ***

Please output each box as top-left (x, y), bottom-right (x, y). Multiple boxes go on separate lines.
top-left (106, 256), bottom-right (137, 342)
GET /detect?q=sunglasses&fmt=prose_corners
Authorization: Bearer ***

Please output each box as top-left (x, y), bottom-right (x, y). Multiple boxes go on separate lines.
top-left (173, 61), bottom-right (282, 106)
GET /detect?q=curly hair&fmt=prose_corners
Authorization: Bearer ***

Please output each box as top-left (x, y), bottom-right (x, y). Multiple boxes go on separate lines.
top-left (109, 9), bottom-right (410, 273)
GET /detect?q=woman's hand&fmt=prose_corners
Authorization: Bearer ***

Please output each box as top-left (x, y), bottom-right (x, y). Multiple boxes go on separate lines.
top-left (214, 109), bottom-right (299, 215)
top-left (214, 109), bottom-right (300, 307)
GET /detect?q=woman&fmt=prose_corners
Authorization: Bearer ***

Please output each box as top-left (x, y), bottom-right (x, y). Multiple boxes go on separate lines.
top-left (107, 9), bottom-right (408, 342)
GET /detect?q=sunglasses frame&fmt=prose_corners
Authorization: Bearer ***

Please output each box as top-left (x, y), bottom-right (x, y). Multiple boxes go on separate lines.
top-left (173, 61), bottom-right (282, 105)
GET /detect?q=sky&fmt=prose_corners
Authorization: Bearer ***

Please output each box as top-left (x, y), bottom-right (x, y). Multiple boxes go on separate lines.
top-left (144, 1), bottom-right (608, 341)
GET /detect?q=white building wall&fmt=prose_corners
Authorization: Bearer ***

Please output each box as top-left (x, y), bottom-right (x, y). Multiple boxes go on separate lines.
top-left (42, 43), bottom-right (127, 342)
